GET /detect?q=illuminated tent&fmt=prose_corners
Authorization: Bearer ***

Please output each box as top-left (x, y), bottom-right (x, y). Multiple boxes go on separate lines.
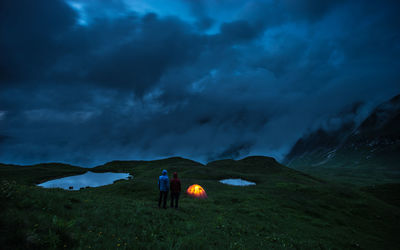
top-left (186, 184), bottom-right (207, 199)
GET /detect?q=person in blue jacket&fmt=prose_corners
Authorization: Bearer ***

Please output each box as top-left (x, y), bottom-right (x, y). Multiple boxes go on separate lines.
top-left (158, 169), bottom-right (169, 209)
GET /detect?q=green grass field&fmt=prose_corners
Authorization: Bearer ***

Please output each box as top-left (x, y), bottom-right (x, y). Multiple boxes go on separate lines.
top-left (1, 157), bottom-right (399, 249)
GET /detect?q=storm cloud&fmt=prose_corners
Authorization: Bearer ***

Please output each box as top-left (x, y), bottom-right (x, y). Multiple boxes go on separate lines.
top-left (1, 0), bottom-right (399, 166)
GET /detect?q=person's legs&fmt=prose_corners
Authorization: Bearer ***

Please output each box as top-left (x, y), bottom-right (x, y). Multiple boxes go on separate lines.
top-left (170, 192), bottom-right (175, 208)
top-left (175, 192), bottom-right (180, 208)
top-left (163, 191), bottom-right (168, 208)
top-left (158, 191), bottom-right (162, 208)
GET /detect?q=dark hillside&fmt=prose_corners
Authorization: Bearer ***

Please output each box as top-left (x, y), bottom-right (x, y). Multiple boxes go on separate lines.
top-left (207, 156), bottom-right (282, 173)
top-left (284, 94), bottom-right (400, 185)
top-left (0, 163), bottom-right (86, 185)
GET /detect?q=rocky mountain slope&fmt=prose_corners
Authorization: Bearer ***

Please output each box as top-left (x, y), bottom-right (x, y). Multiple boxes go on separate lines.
top-left (284, 94), bottom-right (400, 183)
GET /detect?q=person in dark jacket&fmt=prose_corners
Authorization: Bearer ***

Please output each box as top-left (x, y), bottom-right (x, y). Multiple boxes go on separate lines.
top-left (158, 170), bottom-right (169, 209)
top-left (170, 172), bottom-right (181, 209)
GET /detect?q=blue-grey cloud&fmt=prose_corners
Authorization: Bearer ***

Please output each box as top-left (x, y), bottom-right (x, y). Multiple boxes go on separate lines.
top-left (0, 0), bottom-right (399, 166)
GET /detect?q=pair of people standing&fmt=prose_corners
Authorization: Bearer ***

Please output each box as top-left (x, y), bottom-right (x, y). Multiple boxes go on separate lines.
top-left (158, 170), bottom-right (181, 209)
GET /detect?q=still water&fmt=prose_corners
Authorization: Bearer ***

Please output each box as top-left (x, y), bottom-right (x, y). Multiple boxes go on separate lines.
top-left (38, 171), bottom-right (131, 190)
top-left (219, 178), bottom-right (256, 186)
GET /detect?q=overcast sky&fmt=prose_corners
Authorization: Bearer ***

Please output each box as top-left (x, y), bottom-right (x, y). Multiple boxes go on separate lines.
top-left (1, 0), bottom-right (399, 167)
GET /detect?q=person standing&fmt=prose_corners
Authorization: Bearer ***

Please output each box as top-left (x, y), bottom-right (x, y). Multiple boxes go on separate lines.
top-left (170, 172), bottom-right (181, 209)
top-left (158, 170), bottom-right (169, 209)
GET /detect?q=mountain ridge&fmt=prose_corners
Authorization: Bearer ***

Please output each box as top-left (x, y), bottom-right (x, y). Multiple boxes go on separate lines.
top-left (284, 93), bottom-right (400, 183)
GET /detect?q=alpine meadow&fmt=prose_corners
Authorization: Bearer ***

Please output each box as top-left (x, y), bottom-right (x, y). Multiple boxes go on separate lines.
top-left (1, 0), bottom-right (399, 249)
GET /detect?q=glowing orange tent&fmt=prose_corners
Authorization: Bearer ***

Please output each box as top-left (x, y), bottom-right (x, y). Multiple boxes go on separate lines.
top-left (186, 184), bottom-right (207, 199)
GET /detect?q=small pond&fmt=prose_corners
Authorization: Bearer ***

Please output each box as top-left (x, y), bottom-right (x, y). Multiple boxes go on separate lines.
top-left (219, 178), bottom-right (256, 186)
top-left (38, 171), bottom-right (131, 190)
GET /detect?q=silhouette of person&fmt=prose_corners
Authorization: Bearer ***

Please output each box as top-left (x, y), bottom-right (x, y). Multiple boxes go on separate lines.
top-left (158, 169), bottom-right (169, 209)
top-left (170, 172), bottom-right (181, 209)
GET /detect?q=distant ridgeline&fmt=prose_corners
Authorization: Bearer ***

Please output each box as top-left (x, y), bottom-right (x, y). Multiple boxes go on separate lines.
top-left (284, 94), bottom-right (400, 183)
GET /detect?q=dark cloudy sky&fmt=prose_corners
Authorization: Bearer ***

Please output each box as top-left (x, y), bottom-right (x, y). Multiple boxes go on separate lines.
top-left (1, 0), bottom-right (399, 166)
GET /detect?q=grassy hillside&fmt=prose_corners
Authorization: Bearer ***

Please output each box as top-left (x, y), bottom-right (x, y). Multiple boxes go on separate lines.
top-left (1, 157), bottom-right (399, 249)
top-left (0, 163), bottom-right (87, 185)
top-left (284, 145), bottom-right (400, 186)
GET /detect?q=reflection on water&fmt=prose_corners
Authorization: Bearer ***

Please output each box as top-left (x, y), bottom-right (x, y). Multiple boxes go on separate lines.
top-left (219, 178), bottom-right (256, 186)
top-left (38, 171), bottom-right (131, 190)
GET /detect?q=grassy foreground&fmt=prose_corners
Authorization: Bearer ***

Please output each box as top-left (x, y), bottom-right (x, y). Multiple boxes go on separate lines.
top-left (0, 157), bottom-right (399, 249)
